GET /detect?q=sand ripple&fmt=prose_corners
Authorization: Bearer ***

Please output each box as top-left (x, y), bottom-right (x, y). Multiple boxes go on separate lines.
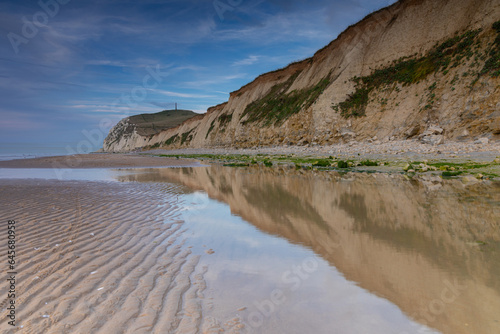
top-left (0, 180), bottom-right (206, 334)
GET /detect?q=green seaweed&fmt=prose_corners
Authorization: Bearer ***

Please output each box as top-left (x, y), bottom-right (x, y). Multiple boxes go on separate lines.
top-left (442, 171), bottom-right (463, 177)
top-left (337, 160), bottom-right (349, 169)
top-left (313, 159), bottom-right (332, 167)
top-left (360, 160), bottom-right (379, 167)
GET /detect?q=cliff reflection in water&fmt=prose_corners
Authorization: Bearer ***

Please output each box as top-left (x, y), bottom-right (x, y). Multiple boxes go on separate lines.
top-left (118, 166), bottom-right (500, 334)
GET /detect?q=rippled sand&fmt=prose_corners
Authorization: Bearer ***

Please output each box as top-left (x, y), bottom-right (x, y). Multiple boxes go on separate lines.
top-left (140, 165), bottom-right (500, 334)
top-left (0, 180), bottom-right (207, 333)
top-left (3, 162), bottom-right (498, 333)
top-left (0, 153), bottom-right (196, 169)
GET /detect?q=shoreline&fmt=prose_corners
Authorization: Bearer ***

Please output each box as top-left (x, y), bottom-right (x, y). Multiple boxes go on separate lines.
top-left (0, 153), bottom-right (198, 169)
top-left (1, 140), bottom-right (498, 180)
top-left (141, 140), bottom-right (500, 180)
top-left (143, 139), bottom-right (500, 161)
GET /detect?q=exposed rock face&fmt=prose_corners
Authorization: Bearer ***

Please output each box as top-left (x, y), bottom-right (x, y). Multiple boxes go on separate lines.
top-left (103, 0), bottom-right (500, 152)
top-left (103, 110), bottom-right (197, 152)
top-left (419, 125), bottom-right (445, 145)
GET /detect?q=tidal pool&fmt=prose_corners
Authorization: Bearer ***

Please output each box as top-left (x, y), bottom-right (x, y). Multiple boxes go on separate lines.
top-left (116, 165), bottom-right (500, 334)
top-left (2, 164), bottom-right (498, 333)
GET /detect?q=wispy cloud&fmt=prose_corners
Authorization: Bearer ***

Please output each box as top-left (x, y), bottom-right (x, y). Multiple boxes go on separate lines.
top-left (153, 89), bottom-right (215, 99)
top-left (213, 8), bottom-right (334, 44)
top-left (0, 111), bottom-right (48, 130)
top-left (0, 0), bottom-right (399, 145)
top-left (233, 55), bottom-right (261, 66)
top-left (182, 73), bottom-right (248, 88)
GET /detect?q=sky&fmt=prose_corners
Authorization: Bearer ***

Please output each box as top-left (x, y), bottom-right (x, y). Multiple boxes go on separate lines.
top-left (0, 0), bottom-right (397, 153)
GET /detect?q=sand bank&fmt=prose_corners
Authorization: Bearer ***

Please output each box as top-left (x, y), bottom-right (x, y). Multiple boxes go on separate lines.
top-left (0, 154), bottom-right (198, 169)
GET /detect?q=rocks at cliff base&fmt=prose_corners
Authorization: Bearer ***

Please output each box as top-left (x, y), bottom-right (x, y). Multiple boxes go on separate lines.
top-left (417, 174), bottom-right (443, 191)
top-left (474, 137), bottom-right (489, 145)
top-left (421, 135), bottom-right (444, 146)
top-left (419, 126), bottom-right (444, 146)
top-left (405, 125), bottom-right (420, 139)
top-left (340, 129), bottom-right (356, 141)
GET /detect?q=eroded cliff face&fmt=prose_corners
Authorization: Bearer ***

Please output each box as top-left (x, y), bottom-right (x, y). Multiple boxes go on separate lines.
top-left (104, 0), bottom-right (500, 152)
top-left (102, 110), bottom-right (198, 152)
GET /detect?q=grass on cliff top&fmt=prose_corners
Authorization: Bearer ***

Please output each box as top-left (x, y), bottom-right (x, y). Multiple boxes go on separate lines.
top-left (241, 71), bottom-right (332, 126)
top-left (129, 109), bottom-right (197, 136)
top-left (332, 25), bottom-right (494, 118)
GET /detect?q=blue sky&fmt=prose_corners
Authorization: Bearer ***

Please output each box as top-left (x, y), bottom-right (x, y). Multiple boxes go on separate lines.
top-left (0, 0), bottom-right (396, 152)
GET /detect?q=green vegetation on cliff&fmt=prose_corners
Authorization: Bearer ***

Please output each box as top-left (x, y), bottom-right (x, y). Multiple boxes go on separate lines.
top-left (242, 71), bottom-right (332, 126)
top-left (129, 109), bottom-right (197, 136)
top-left (480, 20), bottom-right (500, 77)
top-left (332, 22), bottom-right (500, 118)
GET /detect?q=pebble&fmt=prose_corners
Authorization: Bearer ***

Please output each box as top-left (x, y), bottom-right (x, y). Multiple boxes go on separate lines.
top-left (149, 139), bottom-right (500, 162)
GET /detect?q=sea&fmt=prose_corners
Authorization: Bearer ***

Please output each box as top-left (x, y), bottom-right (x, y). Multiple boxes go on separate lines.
top-left (0, 143), bottom-right (75, 161)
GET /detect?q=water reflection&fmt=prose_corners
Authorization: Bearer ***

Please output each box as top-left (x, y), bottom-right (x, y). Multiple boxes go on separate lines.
top-left (117, 165), bottom-right (500, 334)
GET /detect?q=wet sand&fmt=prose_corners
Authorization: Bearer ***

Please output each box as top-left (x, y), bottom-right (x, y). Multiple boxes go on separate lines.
top-left (0, 169), bottom-right (436, 334)
top-left (2, 162), bottom-right (498, 333)
top-left (134, 165), bottom-right (500, 334)
top-left (0, 179), bottom-right (206, 333)
top-left (0, 153), bottom-right (197, 169)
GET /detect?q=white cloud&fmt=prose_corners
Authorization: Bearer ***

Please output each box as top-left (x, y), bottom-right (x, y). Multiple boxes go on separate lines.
top-left (182, 73), bottom-right (248, 88)
top-left (153, 89), bottom-right (216, 99)
top-left (213, 8), bottom-right (334, 44)
top-left (233, 55), bottom-right (261, 66)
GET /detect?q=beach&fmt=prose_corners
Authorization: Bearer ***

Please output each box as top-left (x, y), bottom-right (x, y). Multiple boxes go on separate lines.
top-left (0, 177), bottom-right (209, 333)
top-left (0, 181), bottom-right (207, 333)
top-left (0, 154), bottom-right (196, 169)
top-left (2, 0), bottom-right (499, 332)
top-left (1, 153), bottom-right (499, 334)
top-left (145, 139), bottom-right (500, 162)
top-left (0, 155), bottom-right (206, 333)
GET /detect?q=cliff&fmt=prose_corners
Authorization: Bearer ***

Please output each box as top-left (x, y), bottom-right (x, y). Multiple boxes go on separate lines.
top-left (103, 0), bottom-right (500, 152)
top-left (103, 109), bottom-right (197, 152)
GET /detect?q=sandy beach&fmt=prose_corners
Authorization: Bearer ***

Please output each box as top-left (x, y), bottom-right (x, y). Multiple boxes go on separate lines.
top-left (1, 153), bottom-right (498, 333)
top-left (0, 155), bottom-right (207, 333)
top-left (0, 178), bottom-right (208, 333)
top-left (0, 154), bottom-right (197, 169)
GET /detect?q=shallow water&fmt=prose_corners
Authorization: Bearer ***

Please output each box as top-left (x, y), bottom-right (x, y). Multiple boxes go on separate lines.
top-left (0, 167), bottom-right (191, 182)
top-left (2, 165), bottom-right (499, 333)
top-left (116, 165), bottom-right (500, 334)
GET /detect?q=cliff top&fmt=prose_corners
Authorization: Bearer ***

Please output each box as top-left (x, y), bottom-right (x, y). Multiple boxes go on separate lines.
top-left (128, 109), bottom-right (198, 136)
